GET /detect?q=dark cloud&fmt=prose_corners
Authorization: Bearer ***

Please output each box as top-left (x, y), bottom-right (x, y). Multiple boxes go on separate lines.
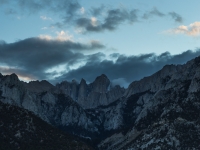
top-left (112, 78), bottom-right (129, 88)
top-left (168, 12), bottom-right (183, 23)
top-left (102, 8), bottom-right (129, 30)
top-left (0, 36), bottom-right (199, 87)
top-left (76, 17), bottom-right (97, 31)
top-left (62, 1), bottom-right (81, 20)
top-left (0, 1), bottom-right (183, 33)
top-left (90, 5), bottom-right (105, 16)
top-left (109, 53), bottom-right (120, 58)
top-left (86, 52), bottom-right (106, 63)
top-left (1, 0), bottom-right (138, 32)
top-left (76, 8), bottom-right (139, 32)
top-left (53, 50), bottom-right (200, 87)
top-left (75, 7), bottom-right (182, 33)
top-left (0, 37), bottom-right (105, 80)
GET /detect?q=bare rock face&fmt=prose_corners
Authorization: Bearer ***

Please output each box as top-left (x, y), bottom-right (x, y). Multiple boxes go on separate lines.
top-left (2, 56), bottom-right (200, 149)
top-left (24, 80), bottom-right (55, 93)
top-left (78, 78), bottom-right (88, 102)
top-left (107, 85), bottom-right (124, 103)
top-left (4, 73), bottom-right (20, 85)
top-left (91, 74), bottom-right (110, 93)
top-left (0, 73), bottom-right (25, 106)
top-left (124, 64), bottom-right (180, 97)
top-left (56, 81), bottom-right (71, 95)
top-left (125, 57), bottom-right (200, 98)
top-left (98, 56), bottom-right (200, 150)
top-left (0, 75), bottom-right (97, 137)
top-left (82, 74), bottom-right (111, 108)
top-left (56, 80), bottom-right (78, 101)
top-left (57, 74), bottom-right (125, 109)
top-left (0, 73), bottom-right (126, 144)
top-left (71, 79), bottom-right (78, 100)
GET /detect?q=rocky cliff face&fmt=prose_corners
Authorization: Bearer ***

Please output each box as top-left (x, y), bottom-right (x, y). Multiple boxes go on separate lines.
top-left (98, 56), bottom-right (200, 150)
top-left (0, 73), bottom-right (125, 143)
top-left (0, 74), bottom-right (98, 137)
top-left (78, 78), bottom-right (88, 102)
top-left (56, 74), bottom-right (125, 109)
top-left (91, 74), bottom-right (110, 93)
top-left (1, 56), bottom-right (200, 149)
top-left (24, 80), bottom-right (55, 93)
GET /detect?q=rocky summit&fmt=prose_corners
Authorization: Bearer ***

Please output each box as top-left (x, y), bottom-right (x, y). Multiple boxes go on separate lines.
top-left (56, 74), bottom-right (125, 109)
top-left (1, 56), bottom-right (200, 149)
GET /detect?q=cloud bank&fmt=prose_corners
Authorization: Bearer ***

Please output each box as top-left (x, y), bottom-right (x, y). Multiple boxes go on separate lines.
top-left (54, 50), bottom-right (200, 87)
top-left (0, 0), bottom-right (197, 87)
top-left (1, 37), bottom-right (199, 87)
top-left (0, 37), bottom-right (105, 80)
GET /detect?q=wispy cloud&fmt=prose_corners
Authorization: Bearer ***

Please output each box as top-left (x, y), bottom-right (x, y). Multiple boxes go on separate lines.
top-left (40, 15), bottom-right (53, 21)
top-left (168, 12), bottom-right (183, 23)
top-left (80, 7), bottom-right (85, 14)
top-left (166, 22), bottom-right (200, 36)
top-left (142, 8), bottom-right (183, 23)
top-left (143, 8), bottom-right (165, 19)
top-left (41, 27), bottom-right (48, 30)
top-left (39, 30), bottom-right (73, 41)
top-left (56, 31), bottom-right (73, 41)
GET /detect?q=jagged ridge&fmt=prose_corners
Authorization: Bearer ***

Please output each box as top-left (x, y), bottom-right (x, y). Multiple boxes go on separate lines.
top-left (1, 56), bottom-right (200, 149)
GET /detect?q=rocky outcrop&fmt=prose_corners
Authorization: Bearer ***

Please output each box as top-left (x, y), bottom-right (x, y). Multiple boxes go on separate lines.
top-left (0, 73), bottom-right (125, 141)
top-left (2, 56), bottom-right (200, 149)
top-left (98, 56), bottom-right (200, 150)
top-left (24, 80), bottom-right (55, 93)
top-left (78, 78), bottom-right (88, 102)
top-left (0, 74), bottom-right (98, 137)
top-left (56, 80), bottom-right (78, 101)
top-left (125, 57), bottom-right (200, 98)
top-left (0, 73), bottom-right (25, 106)
top-left (57, 74), bottom-right (125, 109)
top-left (91, 74), bottom-right (110, 93)
top-left (124, 64), bottom-right (179, 97)
top-left (71, 79), bottom-right (78, 100)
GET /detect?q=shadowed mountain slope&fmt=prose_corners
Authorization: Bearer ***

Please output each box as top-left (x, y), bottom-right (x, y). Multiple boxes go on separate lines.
top-left (0, 101), bottom-right (93, 150)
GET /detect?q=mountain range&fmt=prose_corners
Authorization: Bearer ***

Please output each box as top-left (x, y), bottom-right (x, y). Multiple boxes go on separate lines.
top-left (1, 56), bottom-right (200, 149)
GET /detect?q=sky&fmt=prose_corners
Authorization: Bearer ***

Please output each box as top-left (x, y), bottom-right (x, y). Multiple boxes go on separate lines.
top-left (0, 0), bottom-right (200, 87)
